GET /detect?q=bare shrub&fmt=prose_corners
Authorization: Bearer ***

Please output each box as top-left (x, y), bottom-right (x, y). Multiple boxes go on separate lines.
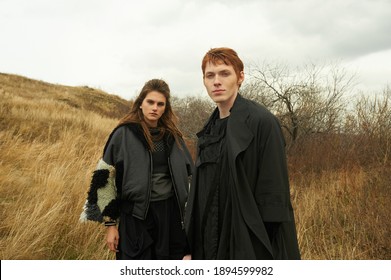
top-left (242, 62), bottom-right (355, 148)
top-left (354, 87), bottom-right (391, 166)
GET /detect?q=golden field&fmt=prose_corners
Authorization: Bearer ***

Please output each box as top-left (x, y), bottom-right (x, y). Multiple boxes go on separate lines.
top-left (0, 73), bottom-right (389, 259)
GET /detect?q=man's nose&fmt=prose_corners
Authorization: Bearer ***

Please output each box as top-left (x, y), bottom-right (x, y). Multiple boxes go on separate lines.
top-left (213, 75), bottom-right (221, 85)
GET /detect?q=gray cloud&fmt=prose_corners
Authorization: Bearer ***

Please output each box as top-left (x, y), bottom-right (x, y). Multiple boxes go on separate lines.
top-left (0, 0), bottom-right (390, 99)
top-left (258, 0), bottom-right (391, 58)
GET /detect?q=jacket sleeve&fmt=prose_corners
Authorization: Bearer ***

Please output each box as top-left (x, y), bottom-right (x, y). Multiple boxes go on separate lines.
top-left (79, 159), bottom-right (120, 223)
top-left (181, 138), bottom-right (194, 177)
top-left (79, 128), bottom-right (124, 224)
top-left (254, 114), bottom-right (292, 222)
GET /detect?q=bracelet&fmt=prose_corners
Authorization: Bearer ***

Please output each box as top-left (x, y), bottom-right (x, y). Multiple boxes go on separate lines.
top-left (104, 221), bottom-right (117, 227)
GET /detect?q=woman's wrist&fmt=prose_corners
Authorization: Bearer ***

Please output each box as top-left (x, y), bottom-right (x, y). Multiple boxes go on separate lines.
top-left (104, 221), bottom-right (117, 227)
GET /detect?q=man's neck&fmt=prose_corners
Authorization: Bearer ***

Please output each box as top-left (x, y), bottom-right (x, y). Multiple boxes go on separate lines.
top-left (217, 92), bottom-right (238, 118)
top-left (217, 106), bottom-right (231, 118)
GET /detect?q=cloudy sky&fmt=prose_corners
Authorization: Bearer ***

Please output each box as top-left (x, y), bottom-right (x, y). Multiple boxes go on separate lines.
top-left (1, 0), bottom-right (390, 99)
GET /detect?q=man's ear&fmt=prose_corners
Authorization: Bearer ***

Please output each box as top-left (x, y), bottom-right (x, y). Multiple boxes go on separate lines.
top-left (238, 71), bottom-right (245, 85)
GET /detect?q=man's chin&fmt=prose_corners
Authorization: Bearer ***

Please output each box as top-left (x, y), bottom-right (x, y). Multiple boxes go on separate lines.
top-left (212, 97), bottom-right (226, 104)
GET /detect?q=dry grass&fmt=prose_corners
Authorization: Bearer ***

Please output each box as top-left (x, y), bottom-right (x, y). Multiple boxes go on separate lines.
top-left (291, 167), bottom-right (390, 259)
top-left (0, 72), bottom-right (131, 120)
top-left (1, 73), bottom-right (389, 259)
top-left (0, 75), bottom-right (118, 259)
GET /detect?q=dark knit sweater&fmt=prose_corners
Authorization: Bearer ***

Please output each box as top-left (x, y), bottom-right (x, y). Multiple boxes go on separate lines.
top-left (150, 129), bottom-right (173, 201)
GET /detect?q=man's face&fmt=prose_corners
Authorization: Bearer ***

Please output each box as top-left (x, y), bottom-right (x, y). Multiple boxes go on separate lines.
top-left (203, 61), bottom-right (244, 107)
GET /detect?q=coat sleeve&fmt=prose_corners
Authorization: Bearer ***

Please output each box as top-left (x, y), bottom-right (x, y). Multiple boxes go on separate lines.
top-left (253, 113), bottom-right (301, 259)
top-left (79, 159), bottom-right (119, 223)
top-left (79, 128), bottom-right (123, 223)
top-left (254, 114), bottom-right (292, 222)
top-left (181, 138), bottom-right (194, 178)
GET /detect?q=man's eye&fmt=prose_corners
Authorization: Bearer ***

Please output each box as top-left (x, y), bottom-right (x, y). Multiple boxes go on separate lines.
top-left (206, 74), bottom-right (214, 79)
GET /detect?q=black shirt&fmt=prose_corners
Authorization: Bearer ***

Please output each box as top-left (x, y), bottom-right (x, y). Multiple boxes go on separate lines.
top-left (194, 116), bottom-right (229, 259)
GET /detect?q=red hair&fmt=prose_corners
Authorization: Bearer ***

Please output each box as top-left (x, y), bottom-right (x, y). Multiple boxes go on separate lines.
top-left (201, 47), bottom-right (244, 80)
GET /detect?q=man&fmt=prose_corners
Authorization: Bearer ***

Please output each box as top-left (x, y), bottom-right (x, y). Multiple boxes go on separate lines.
top-left (184, 47), bottom-right (301, 259)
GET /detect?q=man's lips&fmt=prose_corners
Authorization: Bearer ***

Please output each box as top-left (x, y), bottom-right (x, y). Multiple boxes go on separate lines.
top-left (212, 89), bottom-right (225, 94)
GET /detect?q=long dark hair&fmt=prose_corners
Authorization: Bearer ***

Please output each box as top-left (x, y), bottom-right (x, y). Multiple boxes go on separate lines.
top-left (118, 79), bottom-right (183, 150)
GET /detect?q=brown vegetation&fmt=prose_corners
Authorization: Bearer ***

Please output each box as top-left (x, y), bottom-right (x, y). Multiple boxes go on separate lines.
top-left (0, 73), bottom-right (389, 259)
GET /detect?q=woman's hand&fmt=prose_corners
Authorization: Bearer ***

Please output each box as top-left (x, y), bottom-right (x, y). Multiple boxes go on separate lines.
top-left (182, 254), bottom-right (192, 260)
top-left (106, 226), bottom-right (119, 252)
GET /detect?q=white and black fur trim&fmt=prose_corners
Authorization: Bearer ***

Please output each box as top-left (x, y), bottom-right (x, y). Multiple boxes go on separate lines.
top-left (80, 159), bottom-right (118, 223)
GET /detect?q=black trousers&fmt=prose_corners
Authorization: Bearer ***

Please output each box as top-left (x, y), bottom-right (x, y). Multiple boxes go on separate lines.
top-left (116, 196), bottom-right (188, 260)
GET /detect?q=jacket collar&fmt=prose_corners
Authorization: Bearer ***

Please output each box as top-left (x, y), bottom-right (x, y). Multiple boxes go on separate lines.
top-left (103, 122), bottom-right (174, 154)
top-left (226, 94), bottom-right (254, 159)
top-left (197, 94), bottom-right (253, 159)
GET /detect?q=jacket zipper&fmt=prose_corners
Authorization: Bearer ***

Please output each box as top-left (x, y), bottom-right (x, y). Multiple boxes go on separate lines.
top-left (168, 155), bottom-right (185, 229)
top-left (144, 150), bottom-right (153, 220)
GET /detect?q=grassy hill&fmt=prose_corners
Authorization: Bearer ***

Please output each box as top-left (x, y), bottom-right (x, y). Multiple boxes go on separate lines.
top-left (0, 73), bottom-right (131, 259)
top-left (0, 73), bottom-right (131, 118)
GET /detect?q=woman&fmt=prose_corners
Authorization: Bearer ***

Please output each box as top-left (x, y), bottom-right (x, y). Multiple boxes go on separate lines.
top-left (80, 79), bottom-right (194, 260)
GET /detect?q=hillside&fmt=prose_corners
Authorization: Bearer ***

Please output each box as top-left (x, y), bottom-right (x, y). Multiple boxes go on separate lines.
top-left (0, 73), bottom-right (131, 119)
top-left (0, 73), bottom-right (131, 259)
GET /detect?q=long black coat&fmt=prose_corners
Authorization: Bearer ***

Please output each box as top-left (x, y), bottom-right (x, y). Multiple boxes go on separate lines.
top-left (185, 94), bottom-right (300, 259)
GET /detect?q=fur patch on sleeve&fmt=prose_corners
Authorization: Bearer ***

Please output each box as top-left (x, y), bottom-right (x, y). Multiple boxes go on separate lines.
top-left (80, 159), bottom-right (118, 223)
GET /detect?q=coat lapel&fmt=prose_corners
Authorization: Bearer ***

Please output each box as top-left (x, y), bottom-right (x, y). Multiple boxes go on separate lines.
top-left (227, 94), bottom-right (254, 160)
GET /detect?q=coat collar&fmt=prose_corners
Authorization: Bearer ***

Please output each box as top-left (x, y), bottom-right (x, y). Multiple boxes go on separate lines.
top-left (103, 122), bottom-right (174, 154)
top-left (226, 94), bottom-right (254, 159)
top-left (197, 94), bottom-right (254, 160)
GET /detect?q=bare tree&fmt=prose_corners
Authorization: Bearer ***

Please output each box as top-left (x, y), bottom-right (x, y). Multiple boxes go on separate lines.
top-left (354, 87), bottom-right (391, 165)
top-left (242, 61), bottom-right (355, 147)
top-left (172, 96), bottom-right (215, 140)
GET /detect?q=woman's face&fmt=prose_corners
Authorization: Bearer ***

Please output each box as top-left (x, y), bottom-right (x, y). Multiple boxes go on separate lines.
top-left (140, 91), bottom-right (166, 127)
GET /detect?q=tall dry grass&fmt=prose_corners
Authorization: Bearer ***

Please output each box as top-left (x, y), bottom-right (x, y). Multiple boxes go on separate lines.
top-left (0, 74), bottom-right (389, 259)
top-left (291, 167), bottom-right (390, 259)
top-left (0, 85), bottom-right (117, 259)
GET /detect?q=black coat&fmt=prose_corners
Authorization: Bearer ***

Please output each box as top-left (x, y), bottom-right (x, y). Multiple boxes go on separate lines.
top-left (103, 123), bottom-right (194, 222)
top-left (185, 95), bottom-right (300, 259)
